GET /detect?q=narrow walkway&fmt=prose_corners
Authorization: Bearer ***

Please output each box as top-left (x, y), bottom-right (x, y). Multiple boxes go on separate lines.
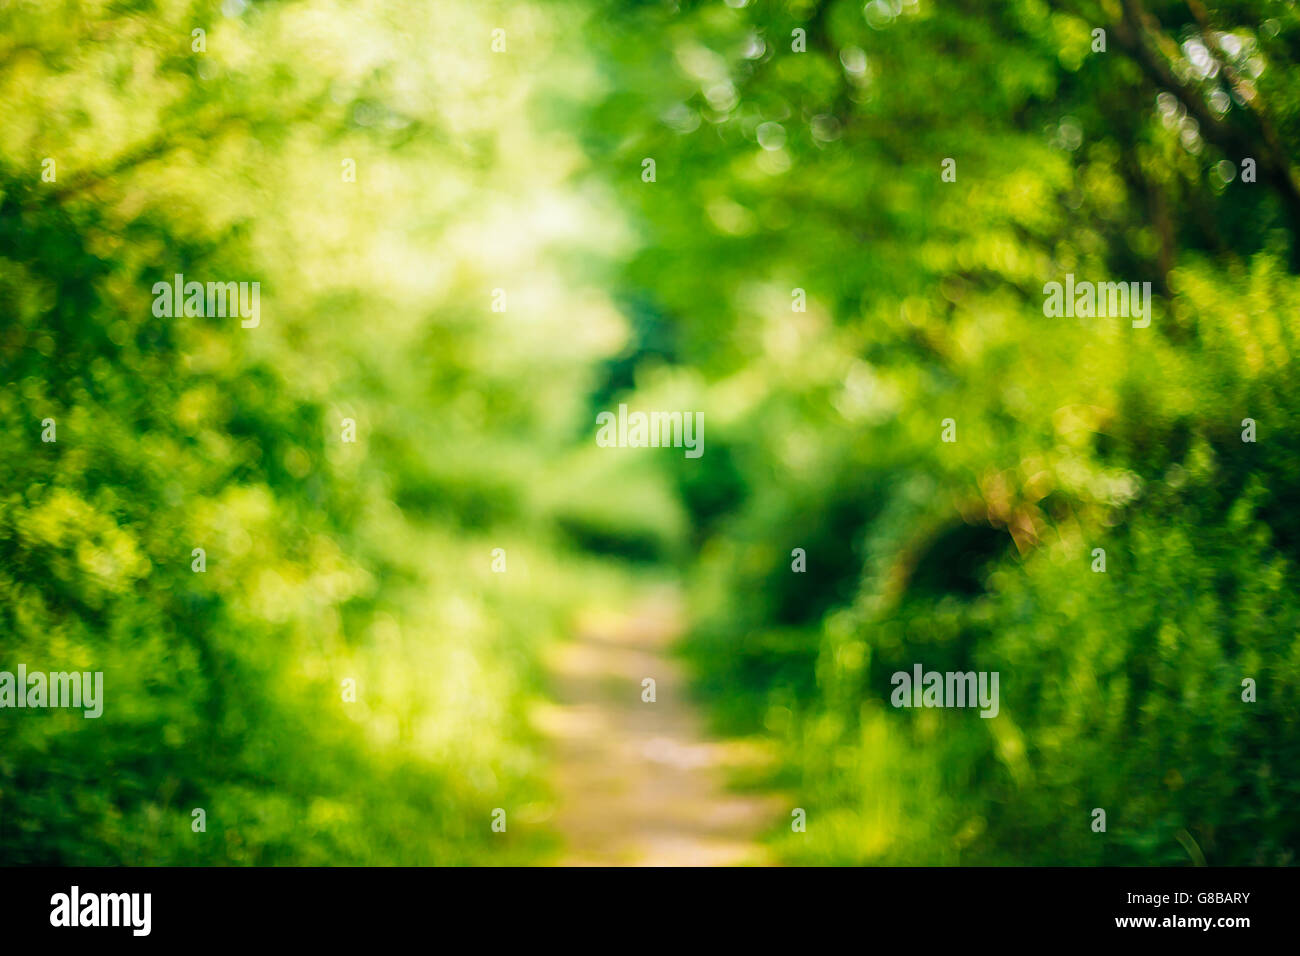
top-left (535, 585), bottom-right (781, 866)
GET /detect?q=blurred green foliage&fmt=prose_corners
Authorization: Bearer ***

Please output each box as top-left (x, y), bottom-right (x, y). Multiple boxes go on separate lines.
top-left (4, 0), bottom-right (1300, 868)
top-left (0, 0), bottom-right (660, 864)
top-left (581, 0), bottom-right (1300, 865)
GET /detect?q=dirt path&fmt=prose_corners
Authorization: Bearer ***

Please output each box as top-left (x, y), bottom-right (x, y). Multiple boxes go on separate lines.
top-left (534, 585), bottom-right (781, 866)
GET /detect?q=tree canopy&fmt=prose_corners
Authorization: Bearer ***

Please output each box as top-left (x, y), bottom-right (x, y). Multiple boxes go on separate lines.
top-left (3, 0), bottom-right (1299, 865)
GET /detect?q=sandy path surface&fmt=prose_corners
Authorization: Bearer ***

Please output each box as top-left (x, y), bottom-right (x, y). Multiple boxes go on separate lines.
top-left (534, 586), bottom-right (781, 866)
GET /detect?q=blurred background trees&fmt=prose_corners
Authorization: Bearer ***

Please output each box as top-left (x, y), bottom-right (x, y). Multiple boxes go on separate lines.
top-left (3, 0), bottom-right (1298, 865)
top-left (581, 0), bottom-right (1300, 865)
top-left (0, 0), bottom-right (633, 864)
